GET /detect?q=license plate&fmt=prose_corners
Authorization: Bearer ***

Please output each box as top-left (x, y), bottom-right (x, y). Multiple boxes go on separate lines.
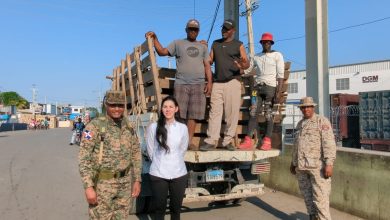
top-left (205, 170), bottom-right (224, 182)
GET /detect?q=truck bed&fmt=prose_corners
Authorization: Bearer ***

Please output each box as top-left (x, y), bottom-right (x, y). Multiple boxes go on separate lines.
top-left (185, 149), bottom-right (280, 163)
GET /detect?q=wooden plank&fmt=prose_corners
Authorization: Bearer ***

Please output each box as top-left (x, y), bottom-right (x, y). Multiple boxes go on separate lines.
top-left (147, 36), bottom-right (162, 112)
top-left (116, 67), bottom-right (121, 91)
top-left (159, 78), bottom-right (175, 89)
top-left (111, 68), bottom-right (116, 90)
top-left (134, 46), bottom-right (147, 112)
top-left (144, 85), bottom-right (157, 97)
top-left (141, 54), bottom-right (152, 72)
top-left (146, 100), bottom-right (158, 109)
top-left (284, 62), bottom-right (291, 71)
top-left (120, 60), bottom-right (128, 115)
top-left (284, 70), bottom-right (290, 80)
top-left (126, 53), bottom-right (136, 108)
top-left (142, 70), bottom-right (154, 84)
top-left (140, 40), bottom-right (149, 56)
top-left (158, 68), bottom-right (176, 78)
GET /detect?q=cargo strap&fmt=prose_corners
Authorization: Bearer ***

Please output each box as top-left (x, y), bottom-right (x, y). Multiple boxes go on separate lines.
top-left (97, 167), bottom-right (130, 181)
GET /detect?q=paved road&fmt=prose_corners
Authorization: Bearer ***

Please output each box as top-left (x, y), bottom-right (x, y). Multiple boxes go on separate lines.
top-left (0, 128), bottom-right (363, 220)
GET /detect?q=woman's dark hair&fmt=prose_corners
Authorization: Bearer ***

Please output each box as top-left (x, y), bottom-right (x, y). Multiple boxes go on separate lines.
top-left (156, 96), bottom-right (183, 152)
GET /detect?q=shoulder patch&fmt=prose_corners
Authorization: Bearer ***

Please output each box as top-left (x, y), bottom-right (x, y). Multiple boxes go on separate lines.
top-left (321, 124), bottom-right (330, 131)
top-left (83, 130), bottom-right (93, 140)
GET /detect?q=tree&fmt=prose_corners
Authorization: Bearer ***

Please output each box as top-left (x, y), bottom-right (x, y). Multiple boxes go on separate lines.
top-left (86, 107), bottom-right (99, 118)
top-left (0, 91), bottom-right (29, 109)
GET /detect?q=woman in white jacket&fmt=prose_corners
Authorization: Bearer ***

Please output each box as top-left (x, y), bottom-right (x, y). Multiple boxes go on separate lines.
top-left (146, 96), bottom-right (189, 220)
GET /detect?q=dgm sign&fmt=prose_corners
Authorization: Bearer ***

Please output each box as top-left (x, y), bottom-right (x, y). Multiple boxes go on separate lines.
top-left (362, 75), bottom-right (378, 83)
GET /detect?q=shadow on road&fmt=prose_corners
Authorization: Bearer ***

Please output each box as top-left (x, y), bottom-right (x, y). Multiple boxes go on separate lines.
top-left (246, 197), bottom-right (308, 220)
top-left (0, 135), bottom-right (9, 138)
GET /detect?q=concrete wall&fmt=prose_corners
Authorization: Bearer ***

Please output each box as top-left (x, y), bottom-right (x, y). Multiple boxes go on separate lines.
top-left (261, 145), bottom-right (390, 220)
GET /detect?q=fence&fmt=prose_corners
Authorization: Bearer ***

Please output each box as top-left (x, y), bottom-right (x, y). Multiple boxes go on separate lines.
top-left (283, 104), bottom-right (390, 151)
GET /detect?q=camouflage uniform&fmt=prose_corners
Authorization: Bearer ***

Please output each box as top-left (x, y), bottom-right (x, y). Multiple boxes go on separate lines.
top-left (79, 91), bottom-right (142, 220)
top-left (292, 113), bottom-right (336, 220)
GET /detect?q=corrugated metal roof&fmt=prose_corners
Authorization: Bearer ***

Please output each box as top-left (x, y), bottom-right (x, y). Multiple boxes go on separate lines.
top-left (290, 59), bottom-right (390, 78)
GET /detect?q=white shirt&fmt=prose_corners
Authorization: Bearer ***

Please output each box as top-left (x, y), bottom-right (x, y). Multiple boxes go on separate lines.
top-left (146, 121), bottom-right (189, 179)
top-left (245, 51), bottom-right (285, 87)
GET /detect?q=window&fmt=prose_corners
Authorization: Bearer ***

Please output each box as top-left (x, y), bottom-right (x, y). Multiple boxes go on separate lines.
top-left (287, 83), bottom-right (298, 93)
top-left (336, 78), bottom-right (349, 90)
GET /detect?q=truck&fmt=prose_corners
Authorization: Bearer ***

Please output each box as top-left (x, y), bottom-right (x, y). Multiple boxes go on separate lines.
top-left (108, 37), bottom-right (290, 213)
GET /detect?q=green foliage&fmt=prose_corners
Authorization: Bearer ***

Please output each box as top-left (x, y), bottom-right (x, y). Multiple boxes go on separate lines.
top-left (86, 107), bottom-right (99, 118)
top-left (0, 91), bottom-right (29, 109)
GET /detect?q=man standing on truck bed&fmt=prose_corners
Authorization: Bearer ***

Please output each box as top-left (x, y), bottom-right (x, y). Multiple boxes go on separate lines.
top-left (200, 19), bottom-right (249, 151)
top-left (145, 19), bottom-right (212, 151)
top-left (78, 90), bottom-right (142, 219)
top-left (290, 97), bottom-right (337, 220)
top-left (239, 32), bottom-right (285, 150)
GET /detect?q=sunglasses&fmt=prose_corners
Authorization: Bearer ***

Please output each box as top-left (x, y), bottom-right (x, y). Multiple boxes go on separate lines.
top-left (300, 106), bottom-right (314, 109)
top-left (107, 104), bottom-right (125, 108)
top-left (187, 27), bottom-right (199, 32)
top-left (261, 40), bottom-right (273, 45)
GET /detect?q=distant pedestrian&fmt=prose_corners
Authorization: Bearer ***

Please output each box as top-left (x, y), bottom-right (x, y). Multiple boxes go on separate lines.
top-left (70, 117), bottom-right (85, 145)
top-left (239, 32), bottom-right (285, 150)
top-left (290, 97), bottom-right (337, 220)
top-left (146, 96), bottom-right (189, 220)
top-left (78, 90), bottom-right (142, 220)
top-left (200, 19), bottom-right (249, 151)
top-left (146, 18), bottom-right (212, 151)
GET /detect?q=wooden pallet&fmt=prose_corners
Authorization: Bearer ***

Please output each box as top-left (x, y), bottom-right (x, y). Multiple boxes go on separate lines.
top-left (110, 37), bottom-right (290, 149)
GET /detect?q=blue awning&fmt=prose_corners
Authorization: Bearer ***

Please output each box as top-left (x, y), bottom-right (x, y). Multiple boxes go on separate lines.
top-left (0, 114), bottom-right (10, 120)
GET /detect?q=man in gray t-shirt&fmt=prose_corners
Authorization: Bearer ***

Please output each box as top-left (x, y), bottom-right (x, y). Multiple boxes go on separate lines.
top-left (145, 19), bottom-right (212, 150)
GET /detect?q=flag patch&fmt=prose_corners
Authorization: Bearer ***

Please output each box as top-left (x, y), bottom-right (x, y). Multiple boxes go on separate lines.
top-left (84, 130), bottom-right (92, 140)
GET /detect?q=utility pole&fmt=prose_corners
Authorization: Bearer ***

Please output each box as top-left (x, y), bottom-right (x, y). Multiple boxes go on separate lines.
top-left (244, 0), bottom-right (255, 57)
top-left (305, 0), bottom-right (329, 117)
top-left (224, 0), bottom-right (240, 40)
top-left (32, 84), bottom-right (37, 120)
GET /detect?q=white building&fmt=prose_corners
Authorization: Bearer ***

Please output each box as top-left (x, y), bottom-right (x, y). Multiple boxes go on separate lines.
top-left (284, 59), bottom-right (390, 129)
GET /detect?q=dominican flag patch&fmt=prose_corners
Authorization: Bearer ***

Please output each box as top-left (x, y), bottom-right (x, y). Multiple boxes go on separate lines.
top-left (83, 130), bottom-right (92, 140)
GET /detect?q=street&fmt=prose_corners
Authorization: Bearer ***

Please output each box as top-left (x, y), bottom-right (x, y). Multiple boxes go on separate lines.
top-left (0, 128), bottom-right (363, 220)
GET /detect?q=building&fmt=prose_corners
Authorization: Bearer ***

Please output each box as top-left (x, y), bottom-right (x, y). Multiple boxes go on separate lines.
top-left (284, 59), bottom-right (390, 140)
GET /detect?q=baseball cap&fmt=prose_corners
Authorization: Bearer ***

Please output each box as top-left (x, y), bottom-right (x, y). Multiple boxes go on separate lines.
top-left (222, 19), bottom-right (235, 30)
top-left (186, 19), bottom-right (200, 29)
top-left (104, 90), bottom-right (126, 105)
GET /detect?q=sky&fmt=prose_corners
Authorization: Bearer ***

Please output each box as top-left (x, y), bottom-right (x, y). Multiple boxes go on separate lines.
top-left (1, 0), bottom-right (389, 108)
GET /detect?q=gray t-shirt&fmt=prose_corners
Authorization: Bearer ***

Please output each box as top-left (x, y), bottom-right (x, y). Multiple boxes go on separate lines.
top-left (167, 39), bottom-right (210, 84)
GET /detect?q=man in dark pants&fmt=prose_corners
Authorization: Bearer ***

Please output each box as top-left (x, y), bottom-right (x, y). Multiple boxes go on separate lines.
top-left (239, 32), bottom-right (285, 150)
top-left (200, 19), bottom-right (249, 151)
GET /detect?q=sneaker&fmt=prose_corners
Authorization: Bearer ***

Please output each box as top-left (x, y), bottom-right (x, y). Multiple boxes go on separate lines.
top-left (188, 144), bottom-right (199, 151)
top-left (259, 137), bottom-right (272, 151)
top-left (225, 143), bottom-right (236, 151)
top-left (200, 143), bottom-right (216, 151)
top-left (69, 143), bottom-right (73, 145)
top-left (239, 136), bottom-right (253, 150)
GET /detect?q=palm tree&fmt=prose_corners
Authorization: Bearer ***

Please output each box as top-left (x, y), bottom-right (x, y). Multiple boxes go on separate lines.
top-left (0, 91), bottom-right (29, 109)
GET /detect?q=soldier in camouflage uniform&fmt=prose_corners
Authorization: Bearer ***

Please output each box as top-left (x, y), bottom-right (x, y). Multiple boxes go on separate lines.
top-left (290, 97), bottom-right (337, 220)
top-left (79, 90), bottom-right (142, 220)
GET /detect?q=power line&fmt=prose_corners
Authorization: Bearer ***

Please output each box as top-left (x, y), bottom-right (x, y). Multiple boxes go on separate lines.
top-left (207, 0), bottom-right (222, 43)
top-left (277, 16), bottom-right (390, 42)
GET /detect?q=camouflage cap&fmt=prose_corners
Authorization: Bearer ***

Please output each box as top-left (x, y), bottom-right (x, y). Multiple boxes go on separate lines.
top-left (104, 90), bottom-right (125, 105)
top-left (298, 96), bottom-right (317, 107)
